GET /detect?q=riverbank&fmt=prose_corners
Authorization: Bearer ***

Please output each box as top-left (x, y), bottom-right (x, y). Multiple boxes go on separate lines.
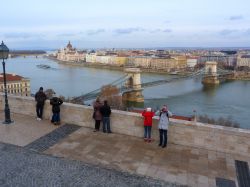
top-left (47, 56), bottom-right (188, 75)
top-left (232, 71), bottom-right (250, 80)
top-left (47, 56), bottom-right (250, 78)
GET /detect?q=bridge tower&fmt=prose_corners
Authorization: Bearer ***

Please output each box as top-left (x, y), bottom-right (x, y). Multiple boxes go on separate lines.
top-left (122, 68), bottom-right (144, 103)
top-left (202, 61), bottom-right (220, 85)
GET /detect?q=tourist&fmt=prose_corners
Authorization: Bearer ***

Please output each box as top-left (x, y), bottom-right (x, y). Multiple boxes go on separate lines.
top-left (93, 97), bottom-right (103, 132)
top-left (50, 94), bottom-right (63, 125)
top-left (100, 100), bottom-right (112, 133)
top-left (35, 87), bottom-right (47, 120)
top-left (157, 105), bottom-right (172, 148)
top-left (141, 107), bottom-right (155, 142)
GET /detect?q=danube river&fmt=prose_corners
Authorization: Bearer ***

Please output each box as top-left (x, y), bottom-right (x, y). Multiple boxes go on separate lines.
top-left (5, 56), bottom-right (250, 129)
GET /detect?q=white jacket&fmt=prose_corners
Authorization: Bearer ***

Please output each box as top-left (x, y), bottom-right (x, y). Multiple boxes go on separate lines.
top-left (158, 110), bottom-right (172, 130)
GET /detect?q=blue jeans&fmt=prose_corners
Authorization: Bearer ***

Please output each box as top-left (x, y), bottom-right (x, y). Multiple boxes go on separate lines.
top-left (36, 104), bottom-right (44, 118)
top-left (144, 126), bottom-right (152, 139)
top-left (103, 117), bottom-right (111, 133)
top-left (51, 112), bottom-right (60, 123)
top-left (159, 129), bottom-right (168, 146)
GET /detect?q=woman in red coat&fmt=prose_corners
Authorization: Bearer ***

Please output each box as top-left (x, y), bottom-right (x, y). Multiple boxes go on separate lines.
top-left (141, 107), bottom-right (155, 142)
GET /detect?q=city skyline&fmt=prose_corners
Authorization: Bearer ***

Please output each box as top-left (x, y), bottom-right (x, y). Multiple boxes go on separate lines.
top-left (1, 0), bottom-right (250, 49)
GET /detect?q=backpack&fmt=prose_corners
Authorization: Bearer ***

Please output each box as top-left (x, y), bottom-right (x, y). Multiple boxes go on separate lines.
top-left (160, 111), bottom-right (169, 120)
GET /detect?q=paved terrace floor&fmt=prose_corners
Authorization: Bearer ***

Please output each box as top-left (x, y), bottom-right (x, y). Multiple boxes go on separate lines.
top-left (0, 112), bottom-right (250, 187)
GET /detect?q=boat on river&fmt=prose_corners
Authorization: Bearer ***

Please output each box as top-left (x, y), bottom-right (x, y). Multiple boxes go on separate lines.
top-left (36, 64), bottom-right (51, 69)
top-left (170, 71), bottom-right (179, 75)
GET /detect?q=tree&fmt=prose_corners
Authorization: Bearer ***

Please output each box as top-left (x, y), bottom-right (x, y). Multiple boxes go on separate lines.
top-left (198, 115), bottom-right (240, 128)
top-left (44, 89), bottom-right (65, 101)
top-left (99, 85), bottom-right (124, 110)
top-left (44, 89), bottom-right (55, 99)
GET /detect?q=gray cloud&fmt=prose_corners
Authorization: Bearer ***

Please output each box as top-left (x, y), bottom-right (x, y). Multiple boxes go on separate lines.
top-left (164, 20), bottom-right (171, 24)
top-left (113, 27), bottom-right (145, 35)
top-left (149, 29), bottom-right (162, 33)
top-left (218, 28), bottom-right (250, 37)
top-left (87, 29), bottom-right (105, 35)
top-left (219, 29), bottom-right (238, 35)
top-left (4, 32), bottom-right (44, 39)
top-left (245, 29), bottom-right (250, 36)
top-left (162, 29), bottom-right (172, 33)
top-left (149, 29), bottom-right (172, 33)
top-left (229, 15), bottom-right (243, 21)
top-left (57, 33), bottom-right (79, 37)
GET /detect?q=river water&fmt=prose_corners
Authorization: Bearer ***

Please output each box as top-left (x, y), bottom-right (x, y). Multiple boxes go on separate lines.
top-left (5, 56), bottom-right (250, 129)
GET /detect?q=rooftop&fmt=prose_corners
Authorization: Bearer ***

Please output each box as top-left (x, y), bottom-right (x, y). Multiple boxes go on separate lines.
top-left (0, 73), bottom-right (24, 82)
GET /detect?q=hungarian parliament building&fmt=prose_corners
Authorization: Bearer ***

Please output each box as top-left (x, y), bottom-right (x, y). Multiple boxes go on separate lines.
top-left (56, 41), bottom-right (86, 62)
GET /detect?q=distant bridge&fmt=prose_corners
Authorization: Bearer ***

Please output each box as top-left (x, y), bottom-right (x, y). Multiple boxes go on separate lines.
top-left (71, 61), bottom-right (234, 103)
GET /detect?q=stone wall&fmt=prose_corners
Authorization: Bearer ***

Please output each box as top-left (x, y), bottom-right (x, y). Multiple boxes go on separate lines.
top-left (1, 95), bottom-right (250, 156)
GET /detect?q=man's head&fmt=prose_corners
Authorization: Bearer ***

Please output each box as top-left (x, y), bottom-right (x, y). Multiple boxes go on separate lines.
top-left (162, 105), bottom-right (167, 112)
top-left (39, 87), bottom-right (43, 91)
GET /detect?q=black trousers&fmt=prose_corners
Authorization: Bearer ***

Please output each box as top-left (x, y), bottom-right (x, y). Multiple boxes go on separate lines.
top-left (159, 129), bottom-right (168, 146)
top-left (95, 120), bottom-right (101, 130)
top-left (36, 104), bottom-right (44, 118)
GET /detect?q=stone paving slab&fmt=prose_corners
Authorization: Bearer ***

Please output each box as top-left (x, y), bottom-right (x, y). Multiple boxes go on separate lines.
top-left (0, 112), bottom-right (58, 146)
top-left (25, 124), bottom-right (81, 152)
top-left (0, 142), bottom-right (184, 187)
top-left (1, 112), bottom-right (250, 186)
top-left (45, 127), bottom-right (250, 187)
top-left (216, 178), bottom-right (236, 187)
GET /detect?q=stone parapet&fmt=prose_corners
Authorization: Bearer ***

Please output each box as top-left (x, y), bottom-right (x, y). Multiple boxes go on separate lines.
top-left (1, 95), bottom-right (250, 156)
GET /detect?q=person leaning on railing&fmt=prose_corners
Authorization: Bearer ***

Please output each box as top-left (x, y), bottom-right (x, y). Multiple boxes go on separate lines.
top-left (155, 105), bottom-right (172, 148)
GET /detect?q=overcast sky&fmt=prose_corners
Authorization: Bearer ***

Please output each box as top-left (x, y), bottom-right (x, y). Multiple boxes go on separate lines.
top-left (1, 0), bottom-right (250, 49)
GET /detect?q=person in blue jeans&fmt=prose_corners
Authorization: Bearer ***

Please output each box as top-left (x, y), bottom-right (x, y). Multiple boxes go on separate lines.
top-left (141, 107), bottom-right (155, 142)
top-left (157, 105), bottom-right (172, 148)
top-left (100, 100), bottom-right (112, 133)
top-left (50, 95), bottom-right (63, 125)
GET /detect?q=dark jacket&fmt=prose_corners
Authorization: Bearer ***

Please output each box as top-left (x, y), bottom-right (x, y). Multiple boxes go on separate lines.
top-left (35, 91), bottom-right (47, 105)
top-left (100, 104), bottom-right (111, 117)
top-left (50, 97), bottom-right (63, 113)
top-left (93, 101), bottom-right (103, 120)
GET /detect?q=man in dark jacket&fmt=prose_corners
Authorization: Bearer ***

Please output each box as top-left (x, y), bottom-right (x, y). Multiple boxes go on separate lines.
top-left (50, 95), bottom-right (63, 125)
top-left (35, 87), bottom-right (47, 120)
top-left (100, 100), bottom-right (112, 133)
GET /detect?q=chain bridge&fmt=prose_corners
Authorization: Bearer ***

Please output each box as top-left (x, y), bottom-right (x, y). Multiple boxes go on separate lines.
top-left (71, 61), bottom-right (234, 103)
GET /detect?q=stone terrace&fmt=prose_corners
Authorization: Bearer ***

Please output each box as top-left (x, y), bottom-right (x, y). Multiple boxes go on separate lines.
top-left (1, 112), bottom-right (250, 187)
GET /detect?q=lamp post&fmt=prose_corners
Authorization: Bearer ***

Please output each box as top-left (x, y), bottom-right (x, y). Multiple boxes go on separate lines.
top-left (0, 41), bottom-right (12, 124)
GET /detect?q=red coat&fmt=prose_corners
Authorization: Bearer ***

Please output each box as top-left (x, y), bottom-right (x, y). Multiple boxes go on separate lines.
top-left (142, 111), bottom-right (155, 126)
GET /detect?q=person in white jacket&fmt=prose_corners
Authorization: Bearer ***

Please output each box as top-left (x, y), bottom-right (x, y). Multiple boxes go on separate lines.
top-left (157, 105), bottom-right (172, 148)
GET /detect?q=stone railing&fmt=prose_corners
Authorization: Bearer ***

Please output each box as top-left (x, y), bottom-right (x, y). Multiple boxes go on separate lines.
top-left (1, 95), bottom-right (250, 156)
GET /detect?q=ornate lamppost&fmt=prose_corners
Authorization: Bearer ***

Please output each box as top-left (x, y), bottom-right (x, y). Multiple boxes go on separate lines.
top-left (0, 41), bottom-right (12, 124)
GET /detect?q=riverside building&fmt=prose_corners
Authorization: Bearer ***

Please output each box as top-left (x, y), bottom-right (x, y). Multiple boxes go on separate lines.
top-left (57, 41), bottom-right (86, 62)
top-left (0, 73), bottom-right (30, 96)
top-left (237, 55), bottom-right (250, 68)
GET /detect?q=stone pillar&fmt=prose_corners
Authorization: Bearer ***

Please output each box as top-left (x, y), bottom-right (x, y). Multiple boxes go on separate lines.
top-left (122, 68), bottom-right (144, 103)
top-left (202, 61), bottom-right (220, 85)
top-left (205, 61), bottom-right (217, 75)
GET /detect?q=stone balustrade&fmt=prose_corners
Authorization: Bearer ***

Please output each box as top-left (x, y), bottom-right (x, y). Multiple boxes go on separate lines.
top-left (1, 95), bottom-right (250, 156)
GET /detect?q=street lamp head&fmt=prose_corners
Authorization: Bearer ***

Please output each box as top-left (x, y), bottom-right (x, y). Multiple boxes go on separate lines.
top-left (0, 41), bottom-right (9, 60)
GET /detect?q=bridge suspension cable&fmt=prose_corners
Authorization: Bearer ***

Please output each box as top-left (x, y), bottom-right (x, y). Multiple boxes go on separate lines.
top-left (71, 74), bottom-right (130, 102)
top-left (139, 67), bottom-right (205, 88)
top-left (73, 67), bottom-right (210, 101)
